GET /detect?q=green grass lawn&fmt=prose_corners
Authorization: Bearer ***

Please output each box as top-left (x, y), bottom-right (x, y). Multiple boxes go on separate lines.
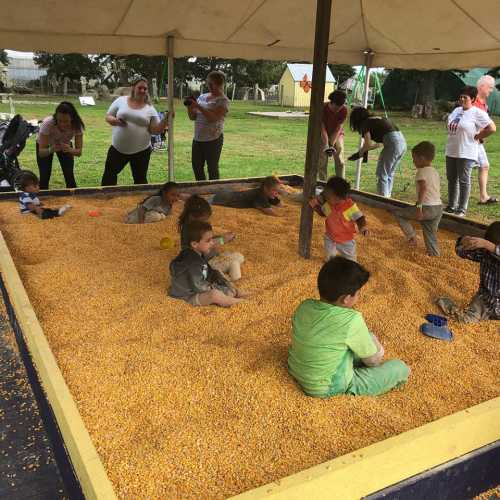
top-left (2, 97), bottom-right (499, 222)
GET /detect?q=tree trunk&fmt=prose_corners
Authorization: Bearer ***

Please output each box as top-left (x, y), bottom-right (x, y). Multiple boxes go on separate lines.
top-left (418, 70), bottom-right (437, 118)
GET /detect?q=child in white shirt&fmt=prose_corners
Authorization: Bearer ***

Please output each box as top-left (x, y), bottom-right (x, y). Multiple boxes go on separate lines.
top-left (393, 141), bottom-right (442, 256)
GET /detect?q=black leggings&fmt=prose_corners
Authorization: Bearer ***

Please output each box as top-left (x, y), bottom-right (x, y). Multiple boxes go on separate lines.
top-left (101, 145), bottom-right (152, 186)
top-left (191, 134), bottom-right (224, 181)
top-left (36, 142), bottom-right (76, 189)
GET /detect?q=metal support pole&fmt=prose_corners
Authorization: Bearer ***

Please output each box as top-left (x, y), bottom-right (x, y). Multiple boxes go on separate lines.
top-left (298, 0), bottom-right (332, 258)
top-left (354, 50), bottom-right (374, 190)
top-left (167, 36), bottom-right (175, 181)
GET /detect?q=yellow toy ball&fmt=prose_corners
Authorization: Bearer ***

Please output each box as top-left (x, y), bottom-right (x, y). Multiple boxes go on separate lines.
top-left (160, 236), bottom-right (174, 250)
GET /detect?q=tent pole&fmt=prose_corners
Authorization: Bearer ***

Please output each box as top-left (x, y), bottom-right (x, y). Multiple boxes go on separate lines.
top-left (167, 36), bottom-right (175, 181)
top-left (354, 49), bottom-right (374, 190)
top-left (298, 0), bottom-right (332, 258)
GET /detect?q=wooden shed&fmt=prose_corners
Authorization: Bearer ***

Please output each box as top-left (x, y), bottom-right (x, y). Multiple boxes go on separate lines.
top-left (279, 63), bottom-right (335, 107)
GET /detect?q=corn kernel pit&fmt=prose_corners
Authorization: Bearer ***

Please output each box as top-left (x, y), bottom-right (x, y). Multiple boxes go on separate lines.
top-left (1, 193), bottom-right (498, 499)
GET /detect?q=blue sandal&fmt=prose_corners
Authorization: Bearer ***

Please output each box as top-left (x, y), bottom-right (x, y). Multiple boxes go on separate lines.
top-left (420, 322), bottom-right (453, 341)
top-left (425, 314), bottom-right (448, 327)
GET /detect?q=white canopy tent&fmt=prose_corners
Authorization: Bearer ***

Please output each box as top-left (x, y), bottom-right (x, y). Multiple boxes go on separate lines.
top-left (1, 0), bottom-right (499, 257)
top-left (1, 1), bottom-right (500, 69)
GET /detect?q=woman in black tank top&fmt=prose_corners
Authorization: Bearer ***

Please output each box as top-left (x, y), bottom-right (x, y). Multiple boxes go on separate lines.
top-left (349, 107), bottom-right (407, 198)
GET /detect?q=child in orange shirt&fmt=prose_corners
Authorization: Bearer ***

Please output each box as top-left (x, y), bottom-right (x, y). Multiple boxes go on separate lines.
top-left (310, 177), bottom-right (368, 262)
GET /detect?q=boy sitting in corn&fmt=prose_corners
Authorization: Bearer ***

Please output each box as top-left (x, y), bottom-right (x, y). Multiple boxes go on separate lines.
top-left (309, 176), bottom-right (368, 262)
top-left (168, 220), bottom-right (245, 307)
top-left (288, 257), bottom-right (409, 397)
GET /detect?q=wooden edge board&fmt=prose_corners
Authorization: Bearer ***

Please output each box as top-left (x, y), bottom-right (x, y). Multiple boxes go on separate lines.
top-left (0, 175), bottom-right (487, 236)
top-left (0, 231), bottom-right (117, 500)
top-left (231, 398), bottom-right (500, 499)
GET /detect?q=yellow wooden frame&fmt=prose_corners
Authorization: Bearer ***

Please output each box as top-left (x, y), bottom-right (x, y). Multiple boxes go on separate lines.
top-left (0, 232), bottom-right (116, 500)
top-left (232, 398), bottom-right (500, 499)
top-left (0, 202), bottom-right (498, 499)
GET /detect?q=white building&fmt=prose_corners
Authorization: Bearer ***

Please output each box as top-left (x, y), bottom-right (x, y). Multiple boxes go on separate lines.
top-left (5, 50), bottom-right (46, 86)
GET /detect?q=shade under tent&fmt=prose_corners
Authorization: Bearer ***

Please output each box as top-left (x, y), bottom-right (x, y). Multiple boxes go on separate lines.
top-left (2, 0), bottom-right (499, 256)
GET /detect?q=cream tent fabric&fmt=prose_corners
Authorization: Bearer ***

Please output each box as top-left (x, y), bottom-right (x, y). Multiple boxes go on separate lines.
top-left (1, 1), bottom-right (500, 69)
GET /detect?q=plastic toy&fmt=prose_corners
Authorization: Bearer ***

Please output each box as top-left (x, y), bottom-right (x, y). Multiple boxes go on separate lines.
top-left (160, 236), bottom-right (174, 250)
top-left (88, 209), bottom-right (101, 217)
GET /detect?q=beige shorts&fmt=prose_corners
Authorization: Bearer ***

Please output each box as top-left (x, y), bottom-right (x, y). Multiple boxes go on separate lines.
top-left (210, 251), bottom-right (245, 281)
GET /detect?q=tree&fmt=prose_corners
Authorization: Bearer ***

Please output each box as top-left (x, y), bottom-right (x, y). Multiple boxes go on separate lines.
top-left (228, 59), bottom-right (285, 89)
top-left (0, 50), bottom-right (8, 66)
top-left (33, 52), bottom-right (103, 80)
top-left (100, 55), bottom-right (199, 93)
top-left (329, 64), bottom-right (355, 85)
top-left (187, 57), bottom-right (231, 83)
top-left (184, 57), bottom-right (284, 89)
top-left (382, 69), bottom-right (464, 114)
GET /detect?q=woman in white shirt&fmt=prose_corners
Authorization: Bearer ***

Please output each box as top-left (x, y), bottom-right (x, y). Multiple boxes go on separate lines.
top-left (445, 86), bottom-right (496, 217)
top-left (102, 76), bottom-right (169, 186)
top-left (186, 71), bottom-right (229, 181)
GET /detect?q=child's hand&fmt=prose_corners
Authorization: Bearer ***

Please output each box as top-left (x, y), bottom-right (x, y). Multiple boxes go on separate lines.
top-left (360, 228), bottom-right (369, 236)
top-left (461, 236), bottom-right (496, 252)
top-left (61, 143), bottom-right (72, 153)
top-left (416, 208), bottom-right (424, 221)
top-left (309, 197), bottom-right (320, 208)
top-left (224, 232), bottom-right (236, 243)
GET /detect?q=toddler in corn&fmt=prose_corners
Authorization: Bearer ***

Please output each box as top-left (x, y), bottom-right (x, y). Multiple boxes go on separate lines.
top-left (169, 220), bottom-right (245, 307)
top-left (178, 194), bottom-right (244, 281)
top-left (18, 171), bottom-right (71, 219)
top-left (310, 176), bottom-right (368, 262)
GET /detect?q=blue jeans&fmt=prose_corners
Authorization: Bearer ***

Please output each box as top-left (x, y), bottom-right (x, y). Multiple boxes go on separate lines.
top-left (445, 156), bottom-right (475, 213)
top-left (376, 131), bottom-right (407, 197)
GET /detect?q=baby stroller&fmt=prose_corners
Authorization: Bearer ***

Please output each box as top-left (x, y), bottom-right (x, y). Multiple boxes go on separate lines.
top-left (151, 111), bottom-right (168, 152)
top-left (0, 114), bottom-right (38, 192)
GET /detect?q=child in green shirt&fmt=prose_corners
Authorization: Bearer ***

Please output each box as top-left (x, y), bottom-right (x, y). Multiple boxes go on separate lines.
top-left (288, 257), bottom-right (409, 397)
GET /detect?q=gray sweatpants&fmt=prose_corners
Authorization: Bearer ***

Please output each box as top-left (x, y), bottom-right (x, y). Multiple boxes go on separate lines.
top-left (324, 234), bottom-right (357, 261)
top-left (394, 205), bottom-right (443, 256)
top-left (445, 156), bottom-right (476, 212)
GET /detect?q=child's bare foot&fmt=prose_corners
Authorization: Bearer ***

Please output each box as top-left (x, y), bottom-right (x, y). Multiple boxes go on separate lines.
top-left (235, 289), bottom-right (250, 299)
top-left (408, 236), bottom-right (417, 247)
top-left (58, 204), bottom-right (72, 216)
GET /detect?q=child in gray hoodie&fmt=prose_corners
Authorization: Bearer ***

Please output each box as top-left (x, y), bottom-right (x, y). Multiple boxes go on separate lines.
top-left (168, 220), bottom-right (245, 307)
